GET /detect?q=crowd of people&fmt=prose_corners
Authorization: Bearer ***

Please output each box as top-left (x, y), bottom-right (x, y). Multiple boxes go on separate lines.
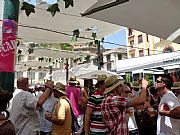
top-left (0, 73), bottom-right (180, 135)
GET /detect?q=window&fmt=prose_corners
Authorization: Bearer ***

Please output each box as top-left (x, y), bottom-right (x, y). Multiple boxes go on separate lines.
top-left (107, 55), bottom-right (111, 62)
top-left (139, 50), bottom-right (144, 57)
top-left (146, 34), bottom-right (149, 42)
top-left (130, 40), bottom-right (134, 48)
top-left (163, 47), bottom-right (173, 53)
top-left (93, 59), bottom-right (97, 65)
top-left (131, 54), bottom-right (135, 58)
top-left (15, 71), bottom-right (23, 78)
top-left (138, 35), bottom-right (143, 43)
top-left (147, 48), bottom-right (150, 55)
top-left (107, 63), bottom-right (111, 71)
top-left (27, 71), bottom-right (35, 79)
top-left (118, 54), bottom-right (122, 60)
top-left (128, 28), bottom-right (133, 36)
top-left (39, 72), bottom-right (46, 80)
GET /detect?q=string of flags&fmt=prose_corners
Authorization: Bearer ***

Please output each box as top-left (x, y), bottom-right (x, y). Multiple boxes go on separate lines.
top-left (20, 0), bottom-right (74, 17)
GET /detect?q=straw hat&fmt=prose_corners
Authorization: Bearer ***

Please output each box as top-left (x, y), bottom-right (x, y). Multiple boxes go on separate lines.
top-left (104, 75), bottom-right (124, 94)
top-left (75, 80), bottom-right (80, 87)
top-left (171, 82), bottom-right (180, 90)
top-left (69, 76), bottom-right (78, 84)
top-left (130, 82), bottom-right (141, 89)
top-left (97, 74), bottom-right (107, 83)
top-left (53, 82), bottom-right (66, 95)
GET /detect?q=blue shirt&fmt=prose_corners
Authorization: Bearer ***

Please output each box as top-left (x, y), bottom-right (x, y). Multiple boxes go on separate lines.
top-left (39, 94), bottom-right (57, 132)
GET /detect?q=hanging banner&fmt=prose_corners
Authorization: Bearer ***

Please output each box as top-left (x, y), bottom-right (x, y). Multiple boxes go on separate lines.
top-left (0, 19), bottom-right (17, 72)
top-left (0, 0), bottom-right (19, 93)
top-left (0, 0), bottom-right (4, 48)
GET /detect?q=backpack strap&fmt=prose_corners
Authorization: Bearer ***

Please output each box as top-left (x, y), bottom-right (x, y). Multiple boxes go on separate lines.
top-left (64, 98), bottom-right (76, 134)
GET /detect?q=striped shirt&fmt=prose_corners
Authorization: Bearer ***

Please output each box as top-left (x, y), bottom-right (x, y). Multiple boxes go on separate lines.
top-left (87, 90), bottom-right (108, 135)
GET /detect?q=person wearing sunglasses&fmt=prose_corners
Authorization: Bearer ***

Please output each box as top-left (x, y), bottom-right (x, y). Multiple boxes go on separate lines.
top-left (155, 74), bottom-right (180, 135)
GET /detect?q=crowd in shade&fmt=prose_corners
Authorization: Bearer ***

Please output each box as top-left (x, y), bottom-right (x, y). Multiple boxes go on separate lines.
top-left (0, 71), bottom-right (180, 135)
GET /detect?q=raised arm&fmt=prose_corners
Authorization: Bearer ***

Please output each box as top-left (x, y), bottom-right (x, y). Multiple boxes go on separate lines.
top-left (130, 79), bottom-right (148, 107)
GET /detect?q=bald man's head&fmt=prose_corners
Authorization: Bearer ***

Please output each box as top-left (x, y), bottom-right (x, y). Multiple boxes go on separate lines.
top-left (17, 77), bottom-right (29, 91)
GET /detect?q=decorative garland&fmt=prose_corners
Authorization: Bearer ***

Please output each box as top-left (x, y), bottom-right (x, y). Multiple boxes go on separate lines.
top-left (20, 0), bottom-right (74, 17)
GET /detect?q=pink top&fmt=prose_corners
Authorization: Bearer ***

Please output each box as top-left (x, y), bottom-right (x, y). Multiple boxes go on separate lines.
top-left (66, 85), bottom-right (83, 116)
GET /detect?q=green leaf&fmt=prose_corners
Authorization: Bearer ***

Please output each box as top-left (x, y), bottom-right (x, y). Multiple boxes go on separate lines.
top-left (21, 2), bottom-right (35, 17)
top-left (47, 3), bottom-right (60, 17)
top-left (63, 0), bottom-right (74, 8)
top-left (73, 29), bottom-right (80, 38)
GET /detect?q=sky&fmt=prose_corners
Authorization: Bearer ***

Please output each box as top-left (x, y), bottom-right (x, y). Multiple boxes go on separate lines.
top-left (102, 28), bottom-right (127, 49)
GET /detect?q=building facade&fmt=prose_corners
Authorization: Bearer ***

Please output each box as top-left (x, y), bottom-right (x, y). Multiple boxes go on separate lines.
top-left (155, 40), bottom-right (180, 53)
top-left (90, 46), bottom-right (127, 71)
top-left (126, 28), bottom-right (160, 58)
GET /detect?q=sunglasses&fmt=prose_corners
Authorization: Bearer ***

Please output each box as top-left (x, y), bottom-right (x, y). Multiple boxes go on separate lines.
top-left (156, 80), bottom-right (162, 83)
top-left (125, 91), bottom-right (132, 93)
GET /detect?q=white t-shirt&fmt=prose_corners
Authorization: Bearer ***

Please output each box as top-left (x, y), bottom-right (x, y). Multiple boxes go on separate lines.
top-left (157, 91), bottom-right (180, 135)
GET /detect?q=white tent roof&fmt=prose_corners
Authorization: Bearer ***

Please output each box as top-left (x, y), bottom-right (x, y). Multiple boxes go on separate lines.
top-left (82, 0), bottom-right (180, 44)
top-left (70, 63), bottom-right (98, 77)
top-left (77, 69), bottom-right (116, 79)
top-left (52, 70), bottom-right (74, 84)
top-left (15, 61), bottom-right (50, 71)
top-left (18, 0), bottom-right (123, 43)
top-left (116, 52), bottom-right (180, 73)
top-left (28, 48), bottom-right (79, 58)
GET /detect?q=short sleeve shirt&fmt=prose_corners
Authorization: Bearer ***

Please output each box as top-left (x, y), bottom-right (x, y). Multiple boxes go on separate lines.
top-left (157, 91), bottom-right (180, 135)
top-left (87, 90), bottom-right (108, 134)
top-left (52, 96), bottom-right (72, 135)
top-left (9, 89), bottom-right (39, 135)
top-left (101, 94), bottom-right (131, 135)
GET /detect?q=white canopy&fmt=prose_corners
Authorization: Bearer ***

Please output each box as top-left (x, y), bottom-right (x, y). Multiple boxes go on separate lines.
top-left (17, 0), bottom-right (123, 43)
top-left (15, 61), bottom-right (50, 71)
top-left (116, 52), bottom-right (180, 73)
top-left (70, 63), bottom-right (99, 77)
top-left (52, 70), bottom-right (74, 84)
top-left (77, 69), bottom-right (116, 79)
top-left (28, 48), bottom-right (79, 59)
top-left (82, 0), bottom-right (180, 44)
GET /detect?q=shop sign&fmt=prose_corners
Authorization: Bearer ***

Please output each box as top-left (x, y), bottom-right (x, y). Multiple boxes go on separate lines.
top-left (163, 58), bottom-right (180, 64)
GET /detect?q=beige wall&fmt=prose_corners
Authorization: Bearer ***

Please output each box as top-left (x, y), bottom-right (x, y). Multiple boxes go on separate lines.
top-left (155, 40), bottom-right (180, 53)
top-left (127, 29), bottom-right (160, 58)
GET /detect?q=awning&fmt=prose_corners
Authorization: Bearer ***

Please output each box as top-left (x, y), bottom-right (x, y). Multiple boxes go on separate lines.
top-left (77, 69), bottom-right (116, 79)
top-left (82, 0), bottom-right (180, 44)
top-left (19, 47), bottom-right (80, 58)
top-left (17, 0), bottom-right (123, 43)
top-left (116, 52), bottom-right (180, 73)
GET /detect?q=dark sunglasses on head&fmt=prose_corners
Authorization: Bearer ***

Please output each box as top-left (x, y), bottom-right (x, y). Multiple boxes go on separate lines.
top-left (156, 80), bottom-right (162, 83)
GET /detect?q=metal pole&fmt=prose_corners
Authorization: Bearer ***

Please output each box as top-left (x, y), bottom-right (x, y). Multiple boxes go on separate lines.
top-left (97, 40), bottom-right (101, 70)
top-left (49, 66), bottom-right (52, 80)
top-left (66, 58), bottom-right (69, 83)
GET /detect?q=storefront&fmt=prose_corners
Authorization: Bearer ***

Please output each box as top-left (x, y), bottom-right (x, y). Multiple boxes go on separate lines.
top-left (116, 52), bottom-right (180, 82)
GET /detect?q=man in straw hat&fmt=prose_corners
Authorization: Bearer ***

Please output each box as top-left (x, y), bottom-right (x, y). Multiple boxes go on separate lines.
top-left (66, 76), bottom-right (84, 133)
top-left (155, 74), bottom-right (180, 135)
top-left (101, 75), bottom-right (148, 135)
top-left (45, 82), bottom-right (72, 135)
top-left (85, 74), bottom-right (108, 135)
top-left (171, 82), bottom-right (180, 101)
